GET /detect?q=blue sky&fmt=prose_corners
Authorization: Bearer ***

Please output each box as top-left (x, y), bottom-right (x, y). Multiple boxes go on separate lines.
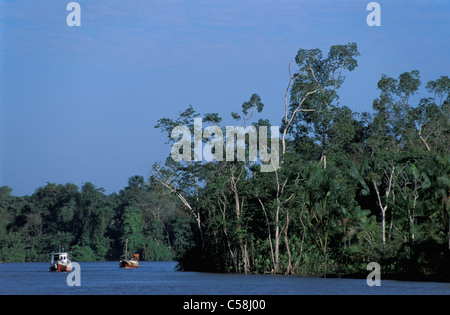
top-left (1, 0), bottom-right (449, 196)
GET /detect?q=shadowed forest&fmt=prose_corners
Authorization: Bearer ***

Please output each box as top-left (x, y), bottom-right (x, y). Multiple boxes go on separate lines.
top-left (1, 43), bottom-right (449, 281)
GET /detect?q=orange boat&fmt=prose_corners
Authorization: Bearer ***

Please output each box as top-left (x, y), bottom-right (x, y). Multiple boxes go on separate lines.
top-left (119, 238), bottom-right (139, 269)
top-left (119, 253), bottom-right (139, 269)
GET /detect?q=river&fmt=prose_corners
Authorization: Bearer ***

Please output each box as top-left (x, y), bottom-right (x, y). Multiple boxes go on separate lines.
top-left (0, 261), bottom-right (449, 295)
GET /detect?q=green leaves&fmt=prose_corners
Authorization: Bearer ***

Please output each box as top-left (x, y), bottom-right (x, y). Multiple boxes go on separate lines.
top-left (231, 93), bottom-right (264, 126)
top-left (397, 70), bottom-right (421, 98)
top-left (371, 70), bottom-right (450, 154)
top-left (426, 75), bottom-right (450, 105)
top-left (287, 43), bottom-right (360, 169)
top-left (327, 42), bottom-right (359, 72)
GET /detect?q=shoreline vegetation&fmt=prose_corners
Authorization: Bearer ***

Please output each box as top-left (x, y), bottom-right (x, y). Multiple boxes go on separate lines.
top-left (1, 43), bottom-right (449, 282)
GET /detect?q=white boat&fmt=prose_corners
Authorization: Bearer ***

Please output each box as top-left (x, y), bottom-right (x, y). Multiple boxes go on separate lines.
top-left (49, 252), bottom-right (72, 272)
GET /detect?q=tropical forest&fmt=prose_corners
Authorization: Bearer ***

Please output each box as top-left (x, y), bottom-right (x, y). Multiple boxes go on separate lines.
top-left (1, 43), bottom-right (449, 281)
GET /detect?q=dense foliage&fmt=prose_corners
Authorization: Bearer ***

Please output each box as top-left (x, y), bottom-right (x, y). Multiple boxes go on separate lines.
top-left (0, 177), bottom-right (192, 263)
top-left (153, 43), bottom-right (450, 280)
top-left (1, 43), bottom-right (449, 281)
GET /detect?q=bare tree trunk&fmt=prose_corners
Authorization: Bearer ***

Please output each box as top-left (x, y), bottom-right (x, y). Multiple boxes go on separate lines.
top-left (373, 186), bottom-right (388, 253)
top-left (291, 204), bottom-right (307, 274)
top-left (321, 123), bottom-right (327, 170)
top-left (282, 62), bottom-right (318, 157)
top-left (320, 152), bottom-right (327, 170)
top-left (372, 165), bottom-right (395, 254)
top-left (230, 164), bottom-right (249, 273)
top-left (218, 193), bottom-right (238, 272)
top-left (273, 167), bottom-right (282, 274)
top-left (416, 123), bottom-right (431, 152)
top-left (152, 173), bottom-right (204, 251)
top-left (284, 209), bottom-right (293, 275)
top-left (274, 206), bottom-right (280, 274)
top-left (257, 197), bottom-right (275, 273)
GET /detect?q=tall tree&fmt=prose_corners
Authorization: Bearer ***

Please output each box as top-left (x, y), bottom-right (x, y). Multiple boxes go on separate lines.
top-left (286, 42), bottom-right (360, 168)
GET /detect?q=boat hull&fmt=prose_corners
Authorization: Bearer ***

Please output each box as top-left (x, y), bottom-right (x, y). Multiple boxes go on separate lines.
top-left (119, 260), bottom-right (139, 269)
top-left (49, 263), bottom-right (72, 272)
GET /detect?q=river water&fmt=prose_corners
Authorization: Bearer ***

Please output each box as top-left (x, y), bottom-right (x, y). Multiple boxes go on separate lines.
top-left (0, 261), bottom-right (449, 295)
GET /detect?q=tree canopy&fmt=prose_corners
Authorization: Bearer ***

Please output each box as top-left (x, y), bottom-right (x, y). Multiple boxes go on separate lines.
top-left (1, 43), bottom-right (449, 281)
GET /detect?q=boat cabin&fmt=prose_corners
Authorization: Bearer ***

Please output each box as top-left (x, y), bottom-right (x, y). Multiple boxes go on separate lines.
top-left (50, 252), bottom-right (71, 264)
top-left (49, 251), bottom-right (73, 272)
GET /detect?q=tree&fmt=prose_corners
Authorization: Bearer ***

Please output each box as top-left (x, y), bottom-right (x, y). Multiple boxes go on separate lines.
top-left (76, 182), bottom-right (114, 260)
top-left (153, 106), bottom-right (209, 251)
top-left (415, 76), bottom-right (450, 154)
top-left (368, 158), bottom-right (396, 254)
top-left (121, 203), bottom-right (145, 256)
top-left (286, 42), bottom-right (360, 168)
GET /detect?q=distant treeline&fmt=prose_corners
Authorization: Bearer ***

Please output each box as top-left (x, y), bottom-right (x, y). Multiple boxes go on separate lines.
top-left (1, 43), bottom-right (449, 281)
top-left (0, 177), bottom-right (192, 263)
